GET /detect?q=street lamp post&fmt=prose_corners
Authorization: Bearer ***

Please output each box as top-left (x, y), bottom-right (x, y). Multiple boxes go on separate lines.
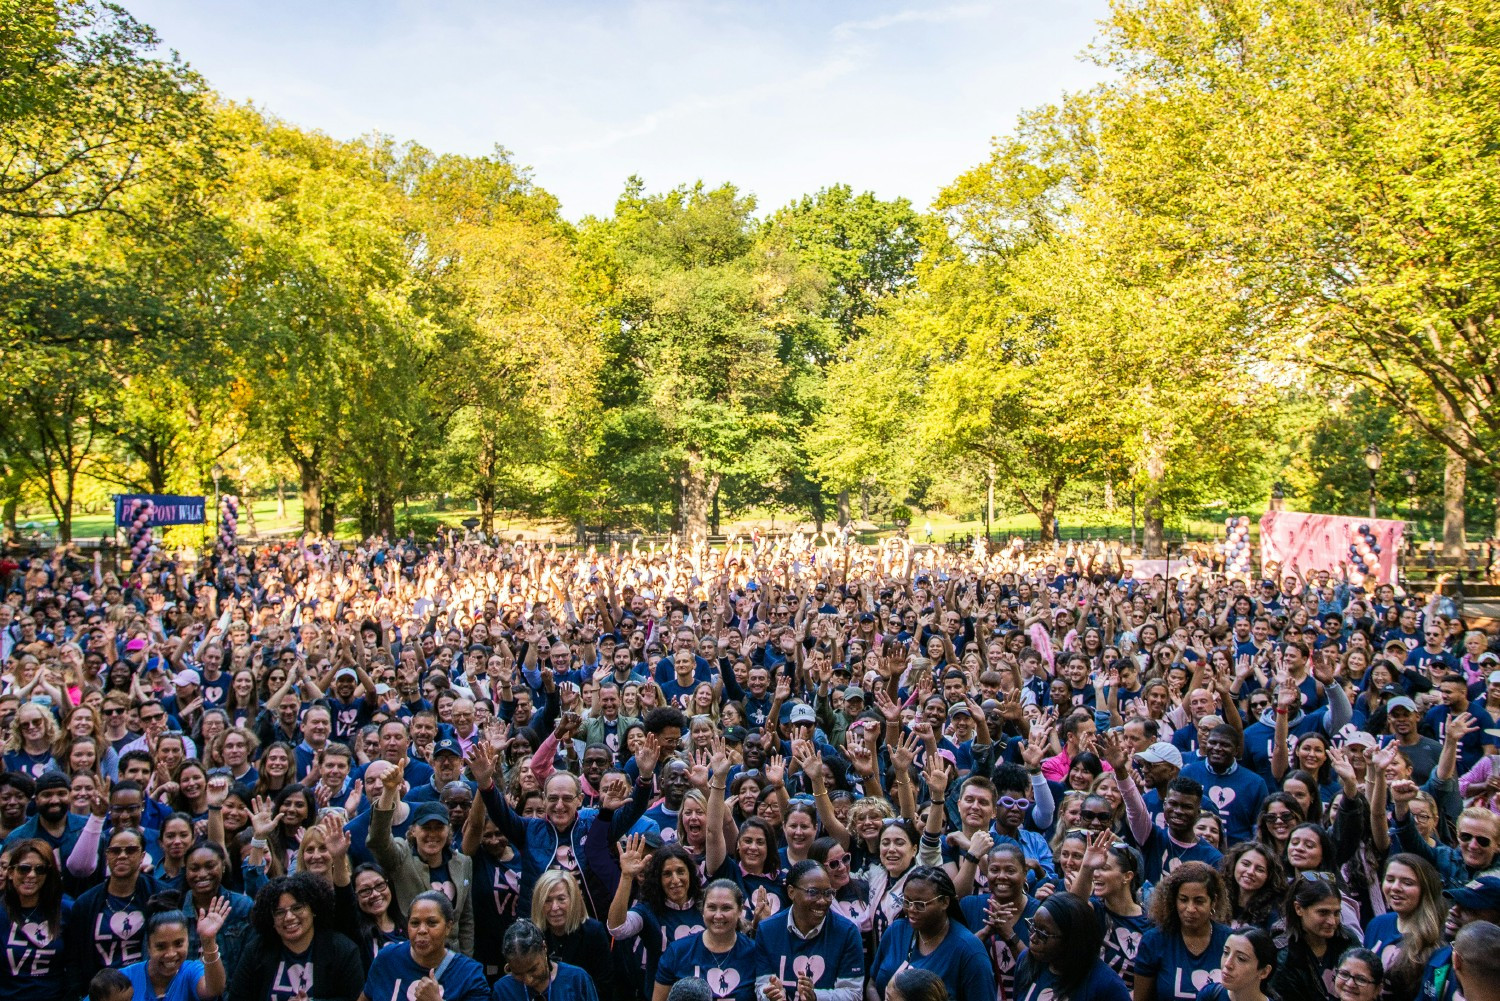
top-left (211, 463), bottom-right (224, 547)
top-left (1364, 446), bottom-right (1382, 519)
top-left (1403, 468), bottom-right (1418, 555)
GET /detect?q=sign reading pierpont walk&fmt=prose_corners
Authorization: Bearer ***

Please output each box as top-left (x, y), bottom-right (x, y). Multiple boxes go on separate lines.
top-left (112, 494), bottom-right (207, 527)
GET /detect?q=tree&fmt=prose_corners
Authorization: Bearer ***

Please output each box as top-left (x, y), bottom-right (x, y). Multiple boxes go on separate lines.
top-left (765, 185), bottom-right (921, 526)
top-left (583, 179), bottom-right (824, 539)
top-left (0, 0), bottom-right (219, 223)
top-left (1089, 0), bottom-right (1500, 548)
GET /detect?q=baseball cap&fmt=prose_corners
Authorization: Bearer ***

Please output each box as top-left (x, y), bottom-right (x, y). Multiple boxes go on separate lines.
top-left (844, 687), bottom-right (865, 703)
top-left (1133, 742), bottom-right (1184, 768)
top-left (172, 669), bottom-right (200, 688)
top-left (410, 802), bottom-right (452, 827)
top-left (950, 703), bottom-right (973, 717)
top-left (1387, 696), bottom-right (1418, 713)
top-left (788, 704), bottom-right (816, 725)
top-left (433, 736), bottom-right (463, 758)
top-left (722, 726), bottom-right (747, 745)
top-left (1489, 671), bottom-right (1500, 685)
top-left (1478, 651), bottom-right (1500, 665)
top-left (375, 683), bottom-right (393, 696)
top-left (1447, 875), bottom-right (1500, 911)
top-left (334, 667), bottom-right (358, 681)
top-left (35, 770), bottom-right (70, 793)
top-left (1340, 730), bottom-right (1378, 750)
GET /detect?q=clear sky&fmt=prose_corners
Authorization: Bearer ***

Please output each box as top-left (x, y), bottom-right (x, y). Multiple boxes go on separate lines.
top-left (124, 0), bottom-right (1112, 220)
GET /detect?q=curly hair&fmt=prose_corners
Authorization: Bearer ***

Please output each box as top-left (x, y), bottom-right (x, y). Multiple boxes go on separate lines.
top-left (251, 871), bottom-right (334, 941)
top-left (638, 843), bottom-right (703, 912)
top-left (1148, 861), bottom-right (1228, 936)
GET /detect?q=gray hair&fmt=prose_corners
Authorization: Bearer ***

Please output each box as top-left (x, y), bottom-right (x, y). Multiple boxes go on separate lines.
top-left (666, 979), bottom-right (713, 1001)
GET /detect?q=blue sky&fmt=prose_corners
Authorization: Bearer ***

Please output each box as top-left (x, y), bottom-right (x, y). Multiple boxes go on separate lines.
top-left (126, 1), bottom-right (1112, 220)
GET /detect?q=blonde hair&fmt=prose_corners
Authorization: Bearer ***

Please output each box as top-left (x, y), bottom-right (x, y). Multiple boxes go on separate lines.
top-left (530, 869), bottom-right (585, 935)
top-left (677, 789), bottom-right (709, 846)
top-left (847, 796), bottom-right (895, 825)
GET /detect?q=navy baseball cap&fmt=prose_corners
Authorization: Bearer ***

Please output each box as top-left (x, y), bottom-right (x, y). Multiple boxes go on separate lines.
top-left (433, 736), bottom-right (463, 758)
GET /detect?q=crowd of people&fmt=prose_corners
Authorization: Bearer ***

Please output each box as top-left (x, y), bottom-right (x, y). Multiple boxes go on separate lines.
top-left (1, 530), bottom-right (1499, 1001)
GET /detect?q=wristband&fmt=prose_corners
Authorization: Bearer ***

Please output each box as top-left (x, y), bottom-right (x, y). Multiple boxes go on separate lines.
top-left (249, 837), bottom-right (268, 850)
top-left (208, 804), bottom-right (222, 811)
top-left (1275, 706), bottom-right (1289, 715)
top-left (960, 850), bottom-right (979, 864)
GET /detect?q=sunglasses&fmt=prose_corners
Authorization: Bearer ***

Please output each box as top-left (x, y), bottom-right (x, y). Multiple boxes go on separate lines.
top-left (1458, 832), bottom-right (1493, 849)
top-left (998, 796), bottom-right (1032, 811)
top-left (10, 863), bottom-right (47, 877)
top-left (1080, 809), bottom-right (1114, 824)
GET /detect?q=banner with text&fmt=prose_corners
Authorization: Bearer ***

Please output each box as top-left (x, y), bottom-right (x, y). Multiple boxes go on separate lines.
top-left (112, 494), bottom-right (206, 528)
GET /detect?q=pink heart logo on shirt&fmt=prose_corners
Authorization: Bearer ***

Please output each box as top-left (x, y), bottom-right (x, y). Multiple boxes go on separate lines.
top-left (792, 956), bottom-right (825, 982)
top-left (707, 968), bottom-right (740, 996)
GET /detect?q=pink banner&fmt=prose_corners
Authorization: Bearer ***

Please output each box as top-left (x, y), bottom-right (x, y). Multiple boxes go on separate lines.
top-left (1258, 510), bottom-right (1405, 585)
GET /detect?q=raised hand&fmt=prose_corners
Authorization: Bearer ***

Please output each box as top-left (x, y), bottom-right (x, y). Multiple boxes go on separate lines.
top-left (1389, 778), bottom-right (1419, 804)
top-left (1446, 712), bottom-right (1478, 745)
top-left (599, 772), bottom-right (632, 811)
top-left (1371, 741), bottom-right (1400, 775)
top-left (688, 751), bottom-right (711, 790)
top-left (635, 733), bottom-right (662, 776)
top-left (465, 741), bottom-right (496, 789)
top-left (196, 895), bottom-right (233, 941)
top-left (924, 752), bottom-right (951, 798)
top-left (206, 774), bottom-right (228, 810)
top-left (890, 731), bottom-right (921, 774)
top-left (843, 734), bottom-right (875, 777)
top-left (764, 754), bottom-right (787, 789)
top-left (321, 813), bottom-right (350, 859)
top-left (1096, 729), bottom-right (1127, 773)
top-left (1080, 828), bottom-right (1112, 871)
top-left (412, 976), bottom-right (443, 1001)
top-left (1327, 746), bottom-right (1358, 787)
top-left (708, 738), bottom-right (731, 779)
top-left (873, 689), bottom-right (902, 724)
top-left (250, 795), bottom-right (279, 839)
top-left (751, 886), bottom-right (774, 924)
top-left (1021, 727), bottom-right (1051, 770)
top-left (617, 833), bottom-right (648, 881)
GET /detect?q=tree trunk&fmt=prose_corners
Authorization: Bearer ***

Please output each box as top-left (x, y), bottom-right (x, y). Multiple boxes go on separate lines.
top-left (710, 489), bottom-right (721, 537)
top-left (377, 492), bottom-right (396, 537)
top-left (680, 452), bottom-right (719, 542)
top-left (1, 496), bottom-right (15, 545)
top-left (298, 463), bottom-right (321, 534)
top-left (1143, 490), bottom-right (1166, 558)
top-left (837, 489), bottom-right (851, 527)
top-left (1036, 494), bottom-right (1058, 546)
top-left (275, 479), bottom-right (286, 520)
top-left (320, 496), bottom-right (336, 536)
top-left (479, 489), bottom-right (496, 535)
top-left (1142, 434), bottom-right (1168, 558)
top-left (1103, 474), bottom-right (1115, 513)
top-left (1442, 444), bottom-right (1466, 557)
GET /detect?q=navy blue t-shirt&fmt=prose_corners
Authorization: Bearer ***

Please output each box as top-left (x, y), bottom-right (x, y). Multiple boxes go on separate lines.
top-left (754, 910), bottom-right (864, 994)
top-left (656, 932), bottom-right (760, 1001)
top-left (0, 901), bottom-right (70, 1001)
top-left (1127, 824), bottom-right (1223, 885)
top-left (362, 943), bottom-right (493, 1001)
top-left (870, 917), bottom-right (997, 1001)
top-left (1135, 923), bottom-right (1232, 1001)
top-left (494, 961), bottom-right (599, 1001)
top-left (1181, 760), bottom-right (1267, 843)
top-left (1015, 958), bottom-right (1131, 1001)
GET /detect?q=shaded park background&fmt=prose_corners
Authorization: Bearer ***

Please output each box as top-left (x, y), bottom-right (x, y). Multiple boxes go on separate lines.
top-left (4, 0), bottom-right (1499, 557)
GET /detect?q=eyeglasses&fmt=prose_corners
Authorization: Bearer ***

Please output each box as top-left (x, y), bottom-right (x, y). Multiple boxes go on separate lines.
top-left (1334, 969), bottom-right (1376, 988)
top-left (998, 797), bottom-right (1032, 811)
top-left (10, 863), bottom-right (47, 877)
top-left (105, 845), bottom-right (143, 857)
top-left (1265, 812), bottom-right (1295, 825)
top-left (273, 903), bottom-right (311, 920)
top-left (794, 886), bottom-right (836, 900)
top-left (1080, 809), bottom-right (1114, 824)
top-left (355, 882), bottom-right (389, 898)
top-left (102, 708), bottom-right (126, 717)
top-left (139, 713), bottom-right (165, 723)
top-left (1458, 832), bottom-right (1493, 848)
top-left (1028, 926), bottom-right (1056, 943)
top-left (824, 856), bottom-right (849, 869)
top-left (894, 893), bottom-right (945, 912)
